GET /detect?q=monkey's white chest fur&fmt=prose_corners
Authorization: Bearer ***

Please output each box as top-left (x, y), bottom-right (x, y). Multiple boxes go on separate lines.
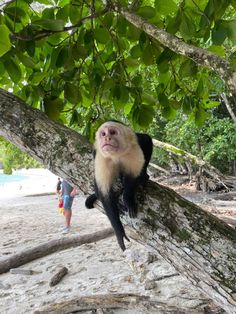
top-left (95, 145), bottom-right (145, 195)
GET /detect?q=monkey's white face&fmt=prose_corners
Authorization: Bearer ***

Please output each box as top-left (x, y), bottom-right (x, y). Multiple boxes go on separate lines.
top-left (96, 122), bottom-right (129, 156)
top-left (98, 125), bottom-right (120, 153)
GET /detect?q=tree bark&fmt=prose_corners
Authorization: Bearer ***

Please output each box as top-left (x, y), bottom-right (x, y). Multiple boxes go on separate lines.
top-left (221, 93), bottom-right (236, 123)
top-left (0, 89), bottom-right (236, 313)
top-left (0, 228), bottom-right (114, 274)
top-left (34, 293), bottom-right (200, 314)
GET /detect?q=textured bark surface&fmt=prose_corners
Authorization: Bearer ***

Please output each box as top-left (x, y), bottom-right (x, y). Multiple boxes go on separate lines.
top-left (0, 88), bottom-right (93, 192)
top-left (34, 293), bottom-right (199, 314)
top-left (0, 88), bottom-right (236, 313)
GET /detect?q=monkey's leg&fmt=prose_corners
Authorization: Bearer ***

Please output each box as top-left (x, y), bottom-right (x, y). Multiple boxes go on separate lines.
top-left (122, 176), bottom-right (138, 218)
top-left (101, 192), bottom-right (130, 251)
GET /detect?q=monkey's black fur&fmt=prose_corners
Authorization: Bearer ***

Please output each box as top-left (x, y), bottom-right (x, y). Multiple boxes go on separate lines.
top-left (85, 128), bottom-right (153, 251)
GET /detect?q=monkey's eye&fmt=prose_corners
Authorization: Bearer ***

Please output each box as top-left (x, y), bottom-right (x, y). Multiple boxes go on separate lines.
top-left (101, 131), bottom-right (106, 137)
top-left (109, 129), bottom-right (117, 135)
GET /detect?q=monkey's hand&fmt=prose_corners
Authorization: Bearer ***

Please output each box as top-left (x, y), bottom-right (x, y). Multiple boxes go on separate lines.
top-left (85, 194), bottom-right (97, 209)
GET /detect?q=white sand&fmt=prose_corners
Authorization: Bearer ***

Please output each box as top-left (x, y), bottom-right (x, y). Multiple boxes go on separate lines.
top-left (0, 170), bottom-right (222, 313)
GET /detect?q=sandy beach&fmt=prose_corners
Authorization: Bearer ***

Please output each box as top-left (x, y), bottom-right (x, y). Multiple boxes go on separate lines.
top-left (0, 170), bottom-right (230, 313)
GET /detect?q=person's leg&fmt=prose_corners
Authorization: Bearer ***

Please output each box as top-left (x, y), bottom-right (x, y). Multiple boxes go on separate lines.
top-left (64, 209), bottom-right (72, 228)
top-left (62, 195), bottom-right (73, 232)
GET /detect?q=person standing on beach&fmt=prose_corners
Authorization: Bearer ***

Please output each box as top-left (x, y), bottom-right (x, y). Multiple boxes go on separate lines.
top-left (56, 178), bottom-right (62, 196)
top-left (60, 180), bottom-right (77, 234)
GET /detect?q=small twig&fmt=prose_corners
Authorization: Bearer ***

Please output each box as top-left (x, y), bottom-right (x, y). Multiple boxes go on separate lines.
top-left (49, 266), bottom-right (68, 287)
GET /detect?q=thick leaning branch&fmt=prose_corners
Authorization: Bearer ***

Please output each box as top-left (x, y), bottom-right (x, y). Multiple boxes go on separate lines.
top-left (0, 88), bottom-right (93, 193)
top-left (114, 6), bottom-right (236, 98)
top-left (0, 89), bottom-right (236, 313)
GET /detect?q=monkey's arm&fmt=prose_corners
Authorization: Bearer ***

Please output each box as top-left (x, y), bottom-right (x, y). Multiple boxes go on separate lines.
top-left (122, 175), bottom-right (139, 218)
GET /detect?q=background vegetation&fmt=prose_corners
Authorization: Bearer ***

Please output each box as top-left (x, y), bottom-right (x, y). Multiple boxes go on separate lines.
top-left (0, 0), bottom-right (235, 175)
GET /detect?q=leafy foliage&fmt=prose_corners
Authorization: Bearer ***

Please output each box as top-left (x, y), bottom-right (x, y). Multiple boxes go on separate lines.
top-left (0, 0), bottom-right (235, 135)
top-left (162, 114), bottom-right (236, 173)
top-left (0, 138), bottom-right (42, 174)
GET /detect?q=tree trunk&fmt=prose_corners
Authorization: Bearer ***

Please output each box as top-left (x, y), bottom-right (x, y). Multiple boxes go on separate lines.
top-left (221, 93), bottom-right (236, 123)
top-left (0, 88), bottom-right (236, 313)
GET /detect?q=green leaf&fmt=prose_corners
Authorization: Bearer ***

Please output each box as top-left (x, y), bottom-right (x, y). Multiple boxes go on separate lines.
top-left (212, 23), bottom-right (227, 45)
top-left (42, 8), bottom-right (55, 19)
top-left (56, 47), bottom-right (69, 68)
top-left (17, 53), bottom-right (36, 68)
top-left (207, 45), bottom-right (225, 57)
top-left (94, 27), bottom-right (110, 44)
top-left (155, 0), bottom-right (178, 15)
top-left (43, 97), bottom-right (64, 121)
top-left (30, 71), bottom-right (47, 85)
top-left (194, 107), bottom-right (207, 127)
top-left (0, 25), bottom-right (11, 57)
top-left (124, 103), bottom-right (133, 115)
top-left (142, 44), bottom-right (155, 65)
top-left (4, 58), bottom-right (21, 83)
top-left (182, 95), bottom-right (194, 114)
top-left (130, 45), bottom-right (142, 58)
top-left (137, 6), bottom-right (156, 19)
top-left (32, 19), bottom-right (65, 31)
top-left (36, 0), bottom-right (54, 4)
top-left (137, 105), bottom-right (155, 127)
top-left (4, 6), bottom-right (26, 23)
top-left (179, 60), bottom-right (197, 77)
top-left (56, 4), bottom-right (70, 22)
top-left (196, 77), bottom-right (206, 98)
top-left (69, 5), bottom-right (81, 25)
top-left (64, 83), bottom-right (82, 104)
top-left (224, 20), bottom-right (236, 44)
top-left (203, 100), bottom-right (220, 109)
top-left (127, 24), bottom-right (141, 41)
top-left (161, 105), bottom-right (176, 120)
top-left (179, 13), bottom-right (196, 40)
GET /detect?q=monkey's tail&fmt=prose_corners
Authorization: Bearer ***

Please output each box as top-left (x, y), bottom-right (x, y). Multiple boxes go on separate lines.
top-left (85, 194), bottom-right (97, 209)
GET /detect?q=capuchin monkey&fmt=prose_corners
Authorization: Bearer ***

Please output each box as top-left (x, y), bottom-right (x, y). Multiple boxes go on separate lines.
top-left (85, 121), bottom-right (153, 251)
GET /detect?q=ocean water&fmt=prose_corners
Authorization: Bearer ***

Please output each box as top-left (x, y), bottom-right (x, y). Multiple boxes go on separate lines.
top-left (0, 169), bottom-right (58, 198)
top-left (0, 174), bottom-right (30, 185)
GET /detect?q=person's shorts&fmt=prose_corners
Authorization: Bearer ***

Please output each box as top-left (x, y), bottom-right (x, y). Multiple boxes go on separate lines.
top-left (63, 195), bottom-right (74, 210)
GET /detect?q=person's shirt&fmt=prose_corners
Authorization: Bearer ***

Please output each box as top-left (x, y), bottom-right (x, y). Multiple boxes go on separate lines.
top-left (61, 180), bottom-right (74, 196)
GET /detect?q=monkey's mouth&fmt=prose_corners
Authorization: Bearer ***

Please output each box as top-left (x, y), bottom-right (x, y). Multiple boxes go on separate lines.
top-left (102, 143), bottom-right (117, 150)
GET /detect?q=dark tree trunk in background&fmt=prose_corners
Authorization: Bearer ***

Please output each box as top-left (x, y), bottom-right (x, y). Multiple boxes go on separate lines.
top-left (0, 88), bottom-right (236, 313)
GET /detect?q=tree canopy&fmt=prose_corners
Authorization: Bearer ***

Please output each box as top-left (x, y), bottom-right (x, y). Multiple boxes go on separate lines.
top-left (0, 2), bottom-right (236, 311)
top-left (0, 0), bottom-right (236, 134)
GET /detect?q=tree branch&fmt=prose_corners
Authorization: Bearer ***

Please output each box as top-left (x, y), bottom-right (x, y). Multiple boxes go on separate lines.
top-left (113, 6), bottom-right (236, 98)
top-left (11, 8), bottom-right (109, 42)
top-left (34, 293), bottom-right (201, 314)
